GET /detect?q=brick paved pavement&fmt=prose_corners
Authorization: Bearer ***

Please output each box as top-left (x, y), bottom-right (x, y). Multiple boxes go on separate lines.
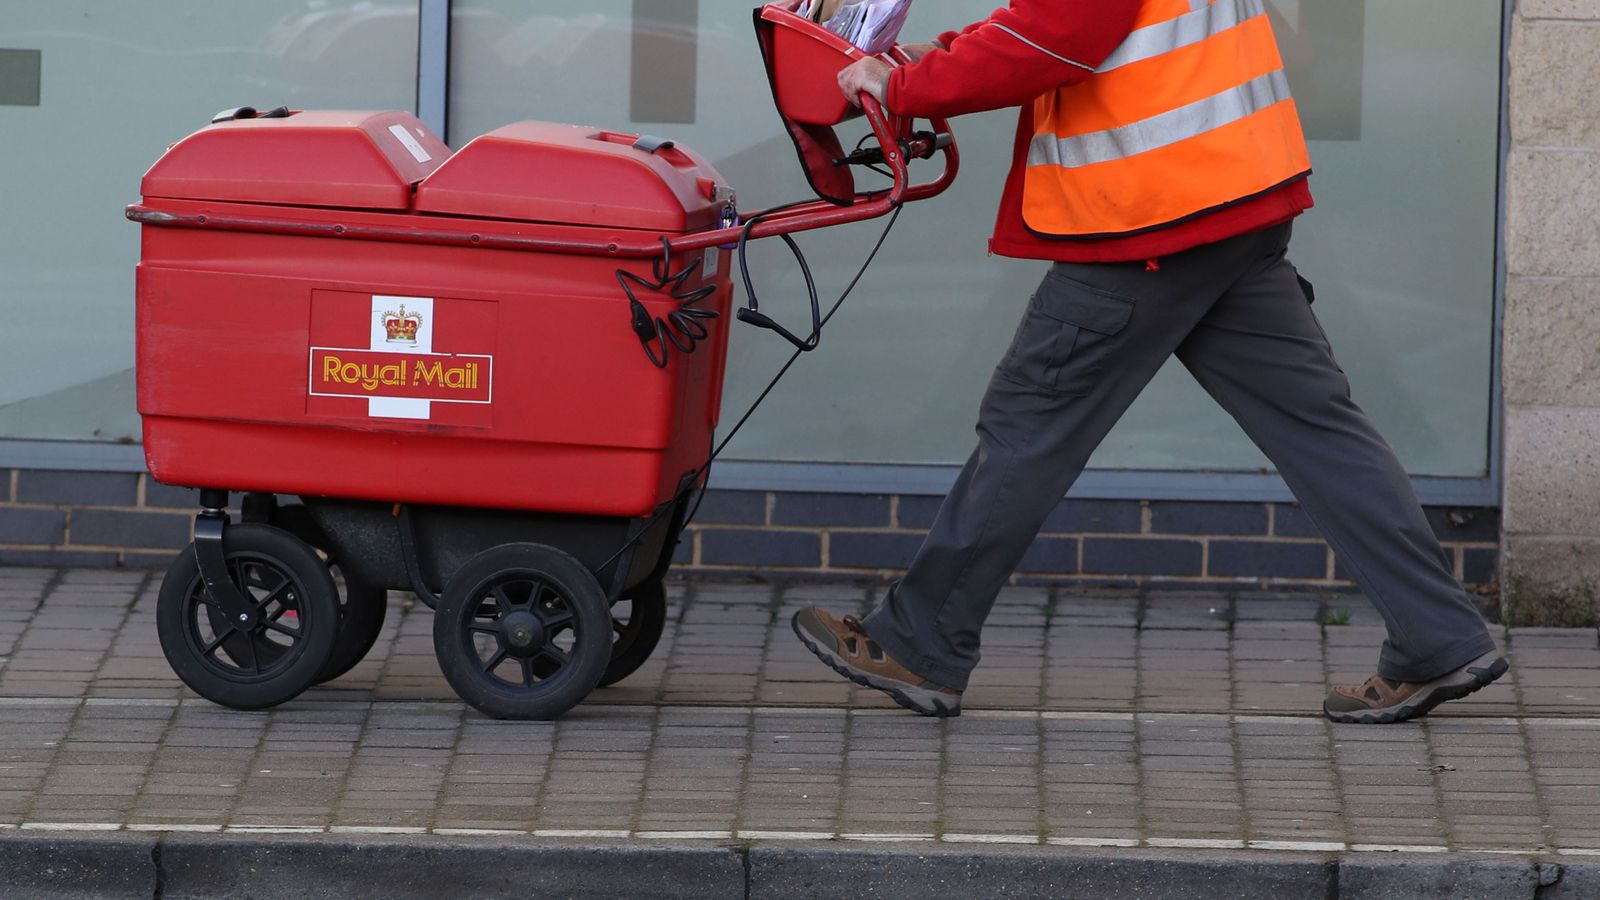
top-left (1, 566), bottom-right (1598, 858)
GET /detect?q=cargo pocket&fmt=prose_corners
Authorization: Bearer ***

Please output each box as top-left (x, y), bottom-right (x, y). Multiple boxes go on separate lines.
top-left (999, 273), bottom-right (1135, 396)
top-left (1291, 267), bottom-right (1344, 370)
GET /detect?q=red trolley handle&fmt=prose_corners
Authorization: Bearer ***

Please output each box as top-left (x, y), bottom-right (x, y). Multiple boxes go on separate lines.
top-left (669, 93), bottom-right (958, 255)
top-left (723, 91), bottom-right (956, 351)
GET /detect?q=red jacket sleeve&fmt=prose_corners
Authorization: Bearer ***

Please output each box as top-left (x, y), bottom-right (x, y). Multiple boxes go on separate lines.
top-left (888, 0), bottom-right (1141, 120)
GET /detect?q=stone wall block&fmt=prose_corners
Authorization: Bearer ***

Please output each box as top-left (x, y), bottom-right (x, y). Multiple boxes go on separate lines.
top-left (1502, 407), bottom-right (1600, 536)
top-left (1506, 150), bottom-right (1600, 278)
top-left (1518, 0), bottom-right (1600, 21)
top-left (1501, 534), bottom-right (1600, 625)
top-left (1511, 17), bottom-right (1600, 146)
top-left (1503, 277), bottom-right (1600, 407)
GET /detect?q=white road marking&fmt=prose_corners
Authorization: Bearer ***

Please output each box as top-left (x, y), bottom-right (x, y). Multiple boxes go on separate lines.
top-left (1048, 837), bottom-right (1141, 848)
top-left (1148, 838), bottom-right (1246, 850)
top-left (1249, 840), bottom-right (1347, 852)
top-left (943, 833), bottom-right (1040, 845)
top-left (0, 822), bottom-right (1587, 856)
top-left (21, 695), bottom-right (1596, 729)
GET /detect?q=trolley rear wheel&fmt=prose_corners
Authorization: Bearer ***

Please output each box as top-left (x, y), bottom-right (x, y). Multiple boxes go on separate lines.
top-left (433, 543), bottom-right (610, 720)
top-left (598, 579), bottom-right (668, 687)
top-left (157, 523), bottom-right (339, 710)
top-left (268, 504), bottom-right (388, 684)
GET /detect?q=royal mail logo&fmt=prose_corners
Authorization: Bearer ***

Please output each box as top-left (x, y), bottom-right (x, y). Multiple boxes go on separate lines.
top-left (304, 295), bottom-right (494, 420)
top-left (310, 348), bottom-right (492, 403)
top-left (382, 304), bottom-right (424, 344)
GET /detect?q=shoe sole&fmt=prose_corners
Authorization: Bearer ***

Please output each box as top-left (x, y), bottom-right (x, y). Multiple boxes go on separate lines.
top-left (1324, 655), bottom-right (1510, 725)
top-left (790, 614), bottom-right (960, 718)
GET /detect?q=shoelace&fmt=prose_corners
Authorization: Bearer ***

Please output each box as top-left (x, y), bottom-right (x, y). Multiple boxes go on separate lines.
top-left (839, 616), bottom-right (885, 662)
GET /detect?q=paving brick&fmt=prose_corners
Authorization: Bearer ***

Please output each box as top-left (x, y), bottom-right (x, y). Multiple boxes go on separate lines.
top-left (1208, 540), bottom-right (1329, 580)
top-left (1042, 499), bottom-right (1142, 534)
top-left (1150, 501), bottom-right (1268, 536)
top-left (771, 493), bottom-right (890, 527)
top-left (70, 509), bottom-right (192, 550)
top-left (1082, 538), bottom-right (1203, 576)
top-left (0, 507), bottom-right (67, 545)
top-left (0, 573), bottom-right (1593, 866)
top-left (689, 490), bottom-right (766, 525)
top-left (699, 530), bottom-right (819, 568)
top-left (828, 532), bottom-right (924, 570)
top-left (15, 469), bottom-right (139, 507)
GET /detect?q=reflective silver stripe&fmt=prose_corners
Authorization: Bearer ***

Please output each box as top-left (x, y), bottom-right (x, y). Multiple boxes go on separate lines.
top-left (1098, 0), bottom-right (1266, 73)
top-left (1188, 0), bottom-right (1210, 10)
top-left (989, 23), bottom-right (1095, 72)
top-left (1028, 69), bottom-right (1292, 169)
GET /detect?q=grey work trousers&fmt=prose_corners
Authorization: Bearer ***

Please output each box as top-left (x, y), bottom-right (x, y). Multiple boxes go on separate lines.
top-left (861, 223), bottom-right (1496, 692)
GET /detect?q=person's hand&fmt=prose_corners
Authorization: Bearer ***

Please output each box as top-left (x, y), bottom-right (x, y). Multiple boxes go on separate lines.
top-left (838, 56), bottom-right (892, 108)
top-left (897, 41), bottom-right (944, 63)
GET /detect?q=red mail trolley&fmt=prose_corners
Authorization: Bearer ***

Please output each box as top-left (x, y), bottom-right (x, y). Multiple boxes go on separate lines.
top-left (128, 7), bottom-right (957, 719)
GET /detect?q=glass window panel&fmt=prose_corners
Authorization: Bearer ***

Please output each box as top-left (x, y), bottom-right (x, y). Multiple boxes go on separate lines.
top-left (443, 0), bottom-right (1500, 478)
top-left (0, 1), bottom-right (418, 442)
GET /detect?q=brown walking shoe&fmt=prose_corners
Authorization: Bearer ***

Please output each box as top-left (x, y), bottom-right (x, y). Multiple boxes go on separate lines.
top-left (791, 607), bottom-right (963, 718)
top-left (1324, 650), bottom-right (1509, 724)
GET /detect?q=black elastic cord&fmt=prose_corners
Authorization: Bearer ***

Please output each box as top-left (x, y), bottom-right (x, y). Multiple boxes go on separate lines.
top-left (594, 205), bottom-right (903, 576)
top-left (734, 200), bottom-right (824, 352)
top-left (617, 236), bottom-right (721, 368)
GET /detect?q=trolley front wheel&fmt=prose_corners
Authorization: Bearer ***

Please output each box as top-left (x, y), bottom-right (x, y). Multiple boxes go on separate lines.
top-left (156, 524), bottom-right (340, 710)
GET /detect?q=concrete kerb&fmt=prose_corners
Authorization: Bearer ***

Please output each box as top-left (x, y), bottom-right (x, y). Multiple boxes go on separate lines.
top-left (0, 835), bottom-right (156, 900)
top-left (0, 834), bottom-right (1595, 899)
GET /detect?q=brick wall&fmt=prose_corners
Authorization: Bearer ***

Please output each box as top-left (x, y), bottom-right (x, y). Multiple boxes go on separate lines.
top-left (676, 490), bottom-right (1499, 589)
top-left (0, 469), bottom-right (199, 568)
top-left (0, 468), bottom-right (1497, 588)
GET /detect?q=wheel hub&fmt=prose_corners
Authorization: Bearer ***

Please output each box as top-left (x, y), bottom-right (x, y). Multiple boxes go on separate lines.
top-left (500, 610), bottom-right (546, 656)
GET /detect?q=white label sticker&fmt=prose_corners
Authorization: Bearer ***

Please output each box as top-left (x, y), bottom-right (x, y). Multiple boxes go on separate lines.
top-left (703, 247), bottom-right (720, 279)
top-left (388, 124), bottom-right (432, 163)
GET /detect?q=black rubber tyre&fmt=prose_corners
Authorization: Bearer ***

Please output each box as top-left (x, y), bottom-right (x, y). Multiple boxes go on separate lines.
top-left (233, 505), bottom-right (388, 684)
top-left (597, 579), bottom-right (668, 688)
top-left (433, 543), bottom-right (610, 720)
top-left (157, 523), bottom-right (340, 710)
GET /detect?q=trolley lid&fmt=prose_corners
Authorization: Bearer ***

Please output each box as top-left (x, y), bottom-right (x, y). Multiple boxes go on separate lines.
top-left (412, 120), bottom-right (730, 233)
top-left (140, 110), bottom-right (449, 211)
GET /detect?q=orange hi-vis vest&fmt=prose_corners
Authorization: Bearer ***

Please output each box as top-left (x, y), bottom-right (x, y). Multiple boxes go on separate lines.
top-left (1022, 0), bottom-right (1312, 240)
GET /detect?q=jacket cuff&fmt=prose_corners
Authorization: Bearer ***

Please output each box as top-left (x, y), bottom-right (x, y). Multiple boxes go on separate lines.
top-left (885, 66), bottom-right (907, 116)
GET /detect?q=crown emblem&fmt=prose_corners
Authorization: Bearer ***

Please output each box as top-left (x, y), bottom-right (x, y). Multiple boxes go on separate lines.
top-left (381, 305), bottom-right (424, 343)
